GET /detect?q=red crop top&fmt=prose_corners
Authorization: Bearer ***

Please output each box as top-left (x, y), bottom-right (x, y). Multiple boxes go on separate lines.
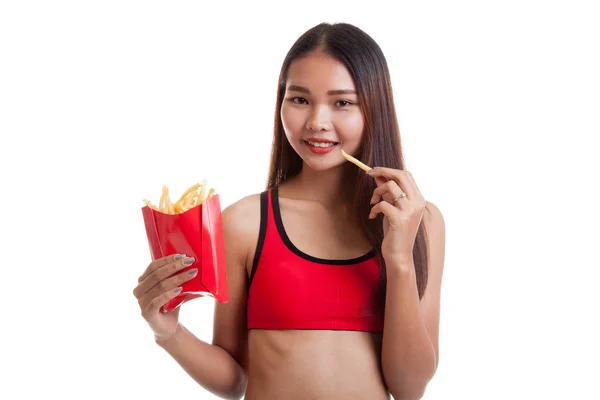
top-left (246, 187), bottom-right (385, 333)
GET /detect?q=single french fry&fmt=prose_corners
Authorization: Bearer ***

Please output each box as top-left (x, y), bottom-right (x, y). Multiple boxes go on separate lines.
top-left (162, 186), bottom-right (172, 213)
top-left (159, 186), bottom-right (166, 213)
top-left (340, 149), bottom-right (372, 172)
top-left (198, 178), bottom-right (208, 205)
top-left (143, 199), bottom-right (158, 211)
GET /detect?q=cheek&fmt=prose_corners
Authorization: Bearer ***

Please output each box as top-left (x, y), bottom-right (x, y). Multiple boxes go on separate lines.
top-left (280, 106), bottom-right (304, 137)
top-left (336, 112), bottom-right (364, 143)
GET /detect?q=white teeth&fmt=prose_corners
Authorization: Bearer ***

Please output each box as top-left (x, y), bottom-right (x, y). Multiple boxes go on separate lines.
top-left (306, 140), bottom-right (336, 148)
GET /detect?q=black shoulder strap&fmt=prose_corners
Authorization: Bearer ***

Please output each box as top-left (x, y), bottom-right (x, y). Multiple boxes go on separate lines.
top-left (247, 190), bottom-right (269, 293)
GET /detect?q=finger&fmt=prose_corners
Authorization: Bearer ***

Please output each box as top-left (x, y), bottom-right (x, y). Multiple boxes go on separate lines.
top-left (404, 171), bottom-right (424, 199)
top-left (134, 256), bottom-right (195, 299)
top-left (371, 174), bottom-right (399, 204)
top-left (373, 175), bottom-right (387, 187)
top-left (138, 267), bottom-right (198, 309)
top-left (369, 200), bottom-right (401, 221)
top-left (370, 180), bottom-right (405, 206)
top-left (141, 286), bottom-right (183, 317)
top-left (138, 253), bottom-right (187, 283)
top-left (367, 168), bottom-right (414, 199)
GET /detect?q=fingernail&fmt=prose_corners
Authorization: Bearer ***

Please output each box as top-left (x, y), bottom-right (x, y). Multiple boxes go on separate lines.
top-left (182, 257), bottom-right (195, 266)
top-left (187, 268), bottom-right (198, 276)
top-left (173, 287), bottom-right (182, 294)
top-left (174, 254), bottom-right (186, 260)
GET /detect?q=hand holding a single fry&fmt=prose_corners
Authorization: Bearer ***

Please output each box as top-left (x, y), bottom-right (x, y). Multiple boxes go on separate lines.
top-left (133, 254), bottom-right (199, 342)
top-left (367, 167), bottom-right (426, 266)
top-left (341, 148), bottom-right (425, 265)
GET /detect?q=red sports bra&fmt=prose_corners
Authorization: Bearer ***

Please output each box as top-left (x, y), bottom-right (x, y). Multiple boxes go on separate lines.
top-left (246, 187), bottom-right (384, 333)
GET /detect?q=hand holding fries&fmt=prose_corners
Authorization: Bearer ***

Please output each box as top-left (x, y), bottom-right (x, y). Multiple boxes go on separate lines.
top-left (140, 177), bottom-right (228, 314)
top-left (133, 254), bottom-right (198, 341)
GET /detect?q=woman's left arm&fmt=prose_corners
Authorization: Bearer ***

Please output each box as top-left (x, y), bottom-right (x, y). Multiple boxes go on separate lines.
top-left (368, 168), bottom-right (446, 400)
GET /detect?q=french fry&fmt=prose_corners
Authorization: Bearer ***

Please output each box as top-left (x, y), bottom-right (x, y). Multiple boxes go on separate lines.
top-left (143, 199), bottom-right (159, 211)
top-left (143, 180), bottom-right (217, 215)
top-left (175, 183), bottom-right (201, 206)
top-left (198, 178), bottom-right (208, 204)
top-left (340, 149), bottom-right (372, 172)
top-left (184, 194), bottom-right (196, 210)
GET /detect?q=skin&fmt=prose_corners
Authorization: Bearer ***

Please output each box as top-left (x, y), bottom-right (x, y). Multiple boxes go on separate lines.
top-left (133, 51), bottom-right (445, 400)
top-left (238, 51), bottom-right (390, 399)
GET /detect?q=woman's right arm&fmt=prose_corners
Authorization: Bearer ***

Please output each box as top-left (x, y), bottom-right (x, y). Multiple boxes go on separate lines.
top-left (153, 195), bottom-right (259, 400)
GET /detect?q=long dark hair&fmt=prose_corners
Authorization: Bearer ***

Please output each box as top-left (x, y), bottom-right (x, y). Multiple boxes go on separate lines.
top-left (266, 22), bottom-right (429, 301)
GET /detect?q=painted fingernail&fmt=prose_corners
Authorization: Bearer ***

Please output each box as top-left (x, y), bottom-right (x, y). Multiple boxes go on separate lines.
top-left (173, 287), bottom-right (182, 294)
top-left (174, 254), bottom-right (186, 260)
top-left (187, 268), bottom-right (198, 276)
top-left (182, 257), bottom-right (195, 266)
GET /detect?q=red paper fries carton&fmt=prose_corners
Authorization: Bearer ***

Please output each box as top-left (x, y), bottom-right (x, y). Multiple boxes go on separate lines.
top-left (142, 183), bottom-right (228, 312)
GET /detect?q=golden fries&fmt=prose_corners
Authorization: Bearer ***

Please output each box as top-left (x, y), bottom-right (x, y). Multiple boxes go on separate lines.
top-left (143, 181), bottom-right (216, 214)
top-left (341, 149), bottom-right (372, 172)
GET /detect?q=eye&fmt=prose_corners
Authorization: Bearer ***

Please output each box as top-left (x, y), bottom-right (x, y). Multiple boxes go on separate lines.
top-left (289, 97), bottom-right (308, 105)
top-left (335, 100), bottom-right (353, 107)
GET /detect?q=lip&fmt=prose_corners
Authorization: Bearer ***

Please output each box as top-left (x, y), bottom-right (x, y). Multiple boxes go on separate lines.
top-left (303, 138), bottom-right (339, 144)
top-left (303, 139), bottom-right (338, 155)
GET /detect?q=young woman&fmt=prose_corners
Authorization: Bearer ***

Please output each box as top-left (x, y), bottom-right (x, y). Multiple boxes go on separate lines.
top-left (133, 22), bottom-right (446, 400)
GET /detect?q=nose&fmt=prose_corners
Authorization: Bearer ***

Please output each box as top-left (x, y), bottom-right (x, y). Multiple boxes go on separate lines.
top-left (306, 105), bottom-right (332, 132)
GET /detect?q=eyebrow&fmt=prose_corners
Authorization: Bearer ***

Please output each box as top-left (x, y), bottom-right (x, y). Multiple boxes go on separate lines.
top-left (287, 85), bottom-right (357, 96)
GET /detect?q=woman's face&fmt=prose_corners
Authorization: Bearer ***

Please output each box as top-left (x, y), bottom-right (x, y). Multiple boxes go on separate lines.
top-left (280, 52), bottom-right (364, 172)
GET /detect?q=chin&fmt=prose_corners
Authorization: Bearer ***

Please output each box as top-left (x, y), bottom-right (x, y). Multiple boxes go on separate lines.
top-left (300, 157), bottom-right (347, 173)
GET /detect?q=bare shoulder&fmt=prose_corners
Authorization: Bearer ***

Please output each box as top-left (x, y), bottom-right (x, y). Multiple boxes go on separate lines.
top-left (222, 193), bottom-right (263, 268)
top-left (420, 200), bottom-right (446, 371)
top-left (222, 193), bottom-right (262, 239)
top-left (424, 201), bottom-right (445, 231)
top-left (423, 200), bottom-right (446, 274)
top-left (223, 193), bottom-right (262, 223)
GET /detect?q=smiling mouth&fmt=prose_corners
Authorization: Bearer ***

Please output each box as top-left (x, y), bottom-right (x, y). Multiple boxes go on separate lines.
top-left (303, 139), bottom-right (339, 148)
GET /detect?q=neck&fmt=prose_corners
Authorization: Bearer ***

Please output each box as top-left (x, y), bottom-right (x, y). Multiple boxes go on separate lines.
top-left (286, 163), bottom-right (354, 208)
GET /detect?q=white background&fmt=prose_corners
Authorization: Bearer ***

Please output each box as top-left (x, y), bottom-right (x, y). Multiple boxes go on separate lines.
top-left (1, 1), bottom-right (599, 399)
